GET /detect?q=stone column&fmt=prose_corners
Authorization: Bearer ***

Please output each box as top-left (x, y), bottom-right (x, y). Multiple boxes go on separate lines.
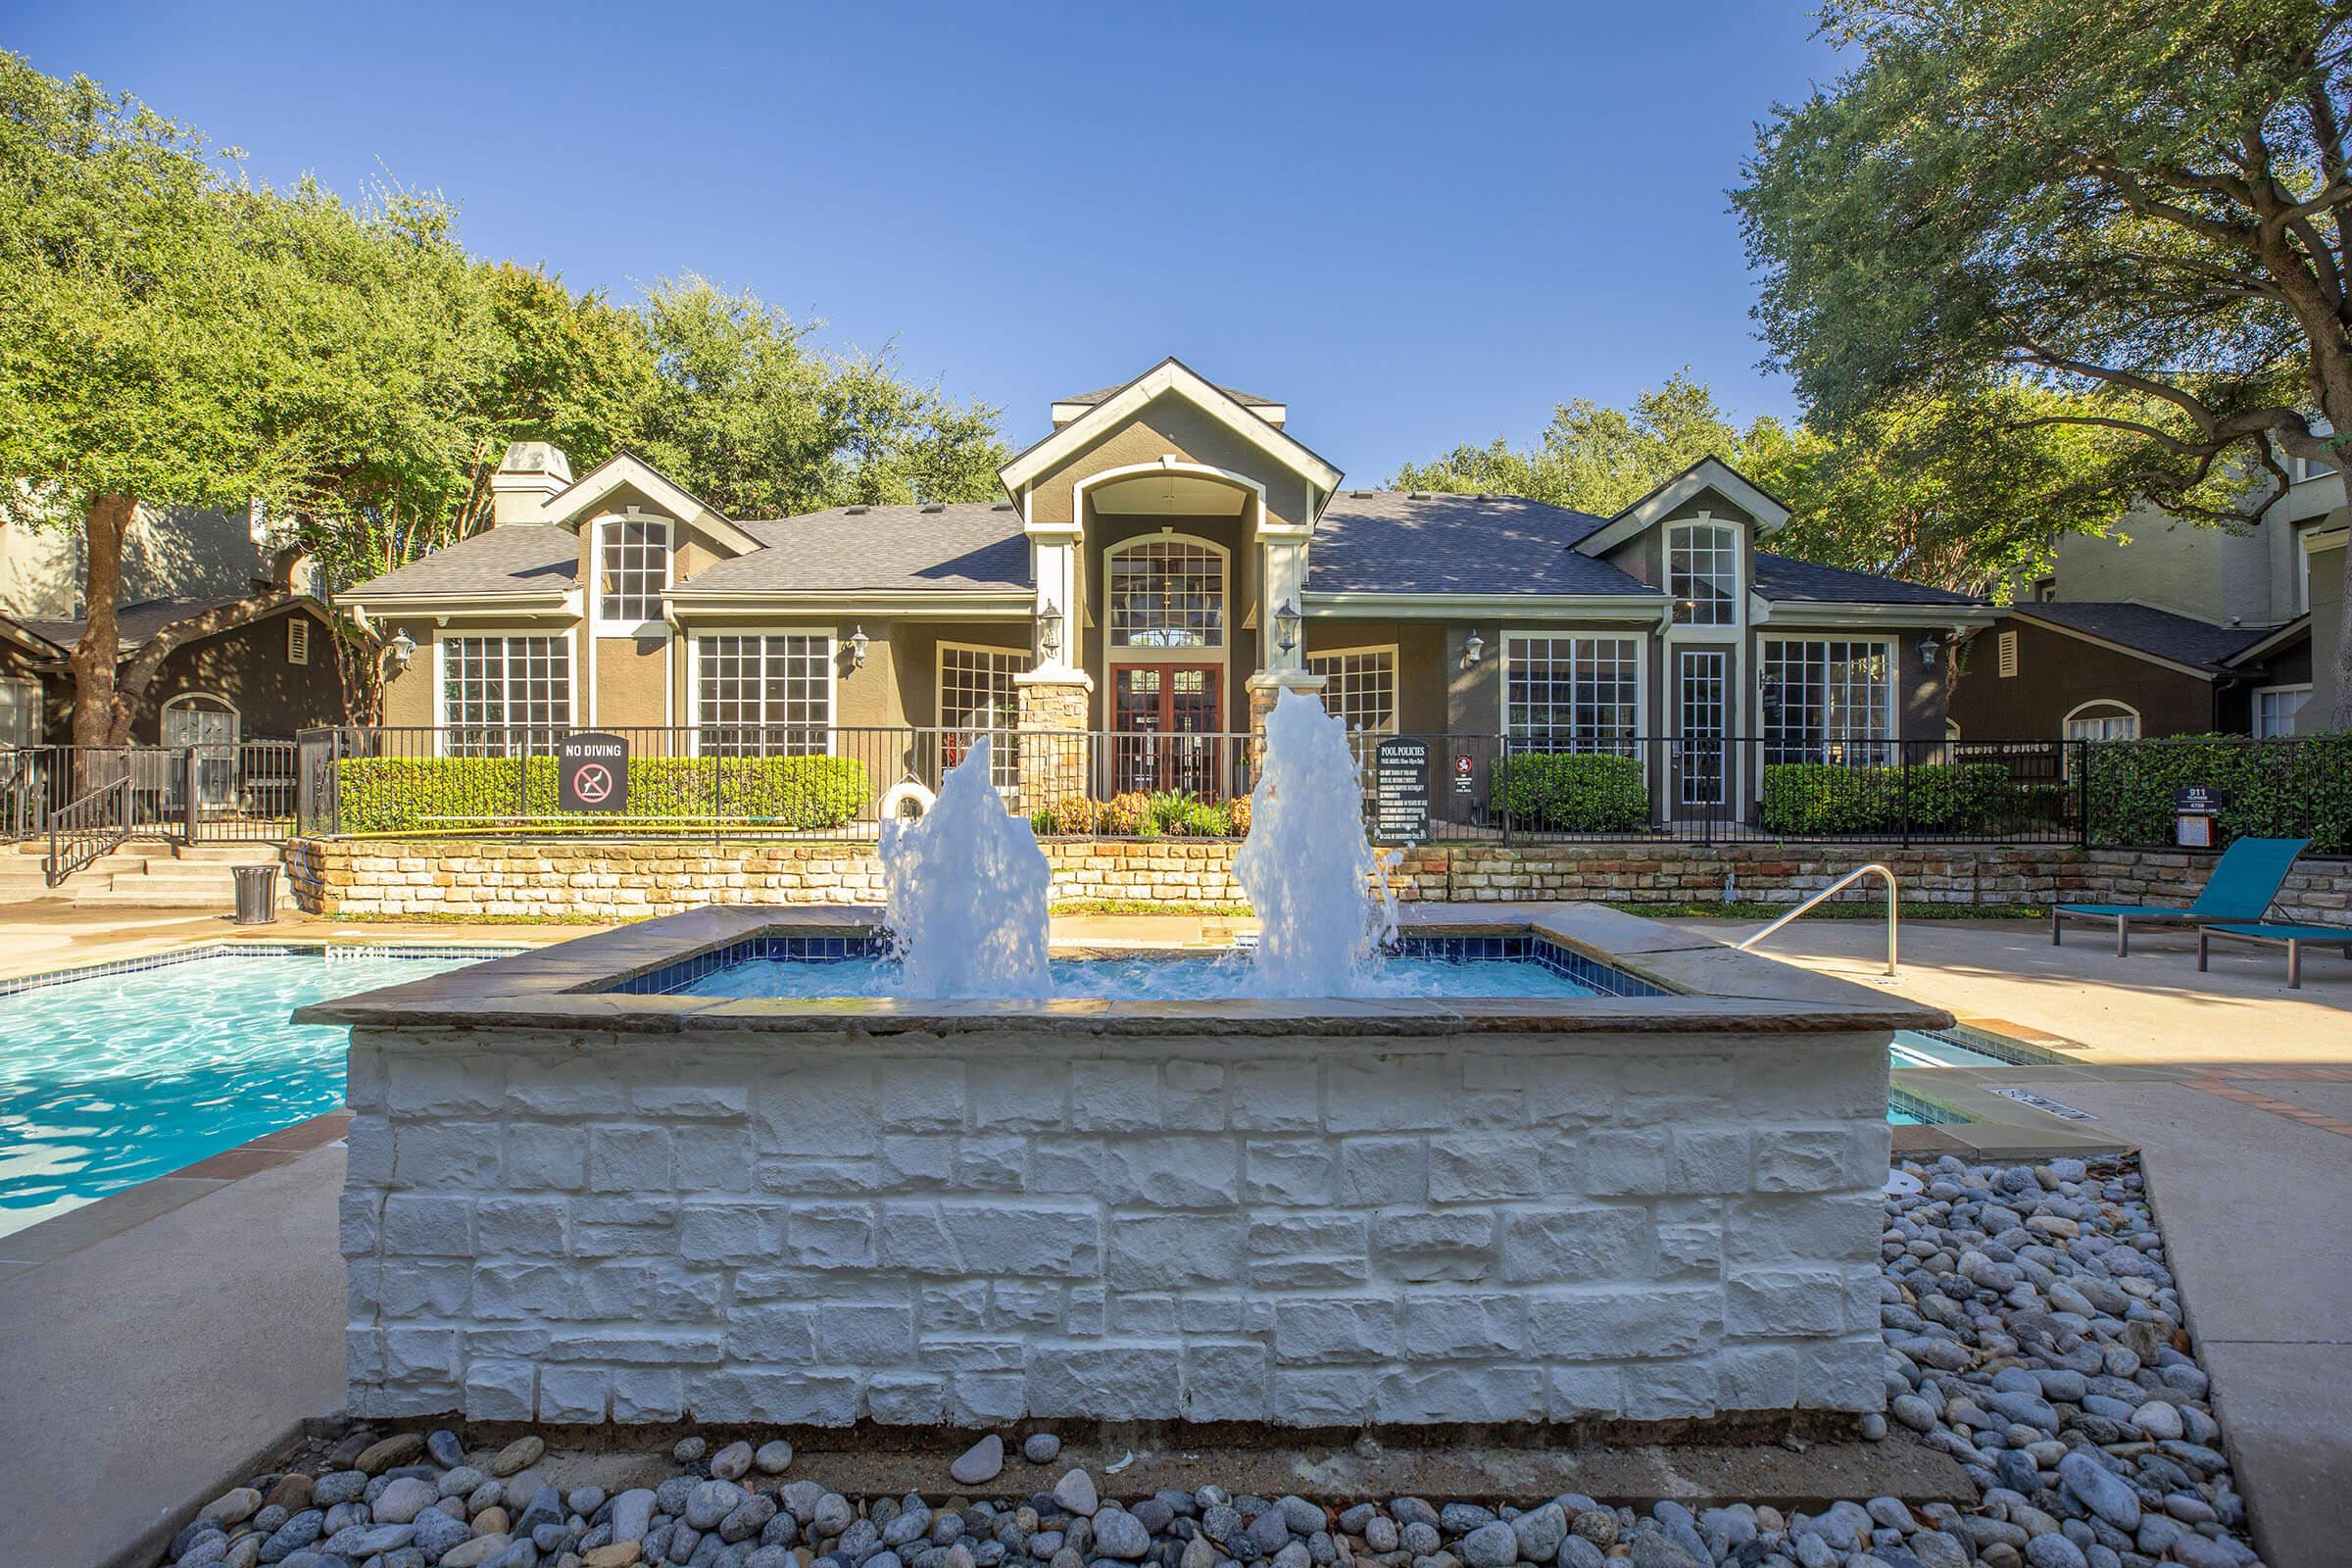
top-left (1015, 669), bottom-right (1094, 819)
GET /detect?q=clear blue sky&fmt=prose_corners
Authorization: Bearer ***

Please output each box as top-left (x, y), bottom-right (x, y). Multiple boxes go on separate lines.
top-left (13, 1), bottom-right (1845, 480)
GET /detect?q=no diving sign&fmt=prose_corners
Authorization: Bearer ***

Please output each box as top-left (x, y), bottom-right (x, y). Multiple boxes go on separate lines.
top-left (558, 732), bottom-right (629, 812)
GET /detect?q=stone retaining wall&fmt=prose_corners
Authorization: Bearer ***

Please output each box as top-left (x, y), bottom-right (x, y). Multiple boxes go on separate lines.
top-left (286, 837), bottom-right (2352, 923)
top-left (342, 1022), bottom-right (1888, 1428)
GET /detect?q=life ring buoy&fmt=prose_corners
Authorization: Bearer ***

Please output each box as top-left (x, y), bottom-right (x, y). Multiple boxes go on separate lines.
top-left (878, 780), bottom-right (937, 822)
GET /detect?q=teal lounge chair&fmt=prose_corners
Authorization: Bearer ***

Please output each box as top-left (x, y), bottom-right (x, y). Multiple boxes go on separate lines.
top-left (2051, 836), bottom-right (2310, 956)
top-left (2198, 921), bottom-right (2352, 989)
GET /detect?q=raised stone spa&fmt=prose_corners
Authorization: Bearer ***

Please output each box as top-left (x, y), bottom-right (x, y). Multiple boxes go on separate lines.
top-left (306, 698), bottom-right (1944, 1434)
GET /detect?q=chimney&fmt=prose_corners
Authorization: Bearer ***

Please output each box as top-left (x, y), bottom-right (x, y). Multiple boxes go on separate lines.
top-left (489, 441), bottom-right (572, 526)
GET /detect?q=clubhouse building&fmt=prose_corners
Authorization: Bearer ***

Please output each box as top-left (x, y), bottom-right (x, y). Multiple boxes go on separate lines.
top-left (344, 359), bottom-right (1994, 826)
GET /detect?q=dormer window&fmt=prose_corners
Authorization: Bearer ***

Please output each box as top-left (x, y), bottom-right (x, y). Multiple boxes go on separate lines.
top-left (598, 515), bottom-right (671, 632)
top-left (1668, 520), bottom-right (1739, 626)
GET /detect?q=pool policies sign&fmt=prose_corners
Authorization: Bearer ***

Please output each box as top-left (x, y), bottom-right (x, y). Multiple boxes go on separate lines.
top-left (557, 732), bottom-right (629, 813)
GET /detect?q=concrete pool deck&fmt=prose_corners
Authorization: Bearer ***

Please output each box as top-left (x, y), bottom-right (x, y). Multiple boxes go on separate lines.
top-left (0, 908), bottom-right (2344, 1567)
top-left (1686, 916), bottom-right (2351, 1568)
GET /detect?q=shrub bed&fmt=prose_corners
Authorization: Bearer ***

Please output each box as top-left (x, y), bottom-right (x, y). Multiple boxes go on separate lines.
top-left (1758, 760), bottom-right (2072, 836)
top-left (338, 755), bottom-right (870, 833)
top-left (2082, 732), bottom-right (2352, 854)
top-left (1490, 752), bottom-right (1649, 832)
top-left (1029, 789), bottom-right (1249, 838)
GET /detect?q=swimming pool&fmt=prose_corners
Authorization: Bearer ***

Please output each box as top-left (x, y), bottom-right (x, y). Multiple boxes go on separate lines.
top-left (0, 947), bottom-right (502, 1239)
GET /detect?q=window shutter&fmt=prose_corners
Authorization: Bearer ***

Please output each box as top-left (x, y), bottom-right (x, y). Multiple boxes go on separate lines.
top-left (287, 616), bottom-right (310, 666)
top-left (1996, 629), bottom-right (2018, 678)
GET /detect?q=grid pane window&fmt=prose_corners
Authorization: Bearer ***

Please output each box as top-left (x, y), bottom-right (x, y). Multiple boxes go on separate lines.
top-left (1669, 523), bottom-right (1738, 626)
top-left (696, 635), bottom-right (831, 755)
top-left (939, 644), bottom-right (1023, 789)
top-left (0, 677), bottom-right (38, 748)
top-left (2255, 687), bottom-right (2309, 737)
top-left (1107, 540), bottom-right (1223, 648)
top-left (1505, 635), bottom-right (1639, 749)
top-left (2065, 709), bottom-right (2139, 743)
top-left (442, 635), bottom-right (571, 756)
top-left (600, 518), bottom-right (669, 625)
top-left (1307, 648), bottom-right (1396, 734)
top-left (1676, 649), bottom-right (1728, 806)
top-left (1761, 639), bottom-right (1891, 761)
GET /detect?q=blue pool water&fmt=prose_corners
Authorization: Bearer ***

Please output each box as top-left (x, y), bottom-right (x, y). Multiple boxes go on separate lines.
top-left (0, 949), bottom-right (490, 1239)
top-left (678, 952), bottom-right (1604, 1002)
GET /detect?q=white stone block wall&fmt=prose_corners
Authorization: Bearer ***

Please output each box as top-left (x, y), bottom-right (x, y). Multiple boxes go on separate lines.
top-left (342, 1026), bottom-right (1890, 1428)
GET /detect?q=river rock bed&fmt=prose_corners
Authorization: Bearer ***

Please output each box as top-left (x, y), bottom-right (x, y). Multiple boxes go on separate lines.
top-left (154, 1155), bottom-right (2262, 1568)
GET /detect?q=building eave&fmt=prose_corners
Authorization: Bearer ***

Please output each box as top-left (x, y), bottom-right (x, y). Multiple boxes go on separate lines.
top-left (1000, 358), bottom-right (1344, 497)
top-left (1574, 457), bottom-right (1793, 556)
top-left (1760, 602), bottom-right (1999, 631)
top-left (1301, 590), bottom-right (1668, 618)
top-left (664, 590), bottom-right (1033, 619)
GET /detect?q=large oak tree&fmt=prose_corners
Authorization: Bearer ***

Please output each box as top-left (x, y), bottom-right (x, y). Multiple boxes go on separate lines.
top-left (1737, 0), bottom-right (2352, 723)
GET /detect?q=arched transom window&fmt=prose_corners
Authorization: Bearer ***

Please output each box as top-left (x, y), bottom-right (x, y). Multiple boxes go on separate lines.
top-left (1106, 537), bottom-right (1225, 649)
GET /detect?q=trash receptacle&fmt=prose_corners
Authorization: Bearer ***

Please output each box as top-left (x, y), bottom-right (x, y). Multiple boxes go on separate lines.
top-left (231, 862), bottom-right (279, 925)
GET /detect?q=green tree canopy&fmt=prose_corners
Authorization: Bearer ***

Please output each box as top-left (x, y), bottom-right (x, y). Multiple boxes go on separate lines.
top-left (1735, 0), bottom-right (2352, 721)
top-left (1393, 371), bottom-right (1747, 516)
top-left (0, 51), bottom-right (1011, 733)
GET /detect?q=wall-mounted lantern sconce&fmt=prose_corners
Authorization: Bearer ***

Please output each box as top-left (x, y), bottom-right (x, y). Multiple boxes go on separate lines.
top-left (1275, 599), bottom-right (1302, 656)
top-left (1916, 637), bottom-right (1942, 668)
top-left (849, 625), bottom-right (870, 669)
top-left (386, 629), bottom-right (416, 672)
top-left (1461, 629), bottom-right (1486, 669)
top-left (1039, 601), bottom-right (1063, 661)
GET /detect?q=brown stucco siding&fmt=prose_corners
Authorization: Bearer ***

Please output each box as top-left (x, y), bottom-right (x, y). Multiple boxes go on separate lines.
top-left (1947, 615), bottom-right (2217, 740)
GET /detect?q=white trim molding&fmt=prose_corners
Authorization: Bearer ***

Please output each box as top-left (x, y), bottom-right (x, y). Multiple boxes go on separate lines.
top-left (535, 451), bottom-right (761, 556)
top-left (589, 512), bottom-right (675, 639)
top-left (1000, 359), bottom-right (1344, 496)
top-left (1577, 457), bottom-right (1790, 556)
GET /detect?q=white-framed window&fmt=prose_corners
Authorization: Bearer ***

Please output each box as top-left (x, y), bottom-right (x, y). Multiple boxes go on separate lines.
top-left (1762, 638), bottom-right (1894, 761)
top-left (694, 633), bottom-right (833, 756)
top-left (596, 514), bottom-right (672, 632)
top-left (1503, 633), bottom-right (1642, 748)
top-left (1307, 646), bottom-right (1398, 734)
top-left (2253, 685), bottom-right (2311, 738)
top-left (1997, 628), bottom-right (2019, 677)
top-left (439, 634), bottom-right (572, 756)
top-left (0, 674), bottom-right (40, 748)
top-left (286, 615), bottom-right (310, 666)
top-left (1667, 519), bottom-right (1740, 627)
top-left (1106, 536), bottom-right (1225, 650)
top-left (2062, 701), bottom-right (2140, 743)
top-left (938, 641), bottom-right (1023, 789)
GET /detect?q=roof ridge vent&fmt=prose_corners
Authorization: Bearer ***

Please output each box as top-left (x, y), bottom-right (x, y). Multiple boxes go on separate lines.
top-left (1407, 491), bottom-right (1430, 501)
top-left (845, 505), bottom-right (870, 515)
top-left (920, 502), bottom-right (948, 514)
top-left (1348, 489), bottom-right (1374, 499)
top-left (992, 502), bottom-right (1015, 511)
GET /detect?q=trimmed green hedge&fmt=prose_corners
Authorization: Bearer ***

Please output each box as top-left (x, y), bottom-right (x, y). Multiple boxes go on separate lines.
top-left (1491, 752), bottom-right (1650, 832)
top-left (338, 755), bottom-right (870, 834)
top-left (2082, 733), bottom-right (2352, 855)
top-left (1759, 760), bottom-right (2063, 835)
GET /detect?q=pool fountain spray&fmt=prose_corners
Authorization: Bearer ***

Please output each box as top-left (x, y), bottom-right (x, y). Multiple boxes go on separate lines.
top-left (1233, 686), bottom-right (1397, 996)
top-left (878, 734), bottom-right (1052, 999)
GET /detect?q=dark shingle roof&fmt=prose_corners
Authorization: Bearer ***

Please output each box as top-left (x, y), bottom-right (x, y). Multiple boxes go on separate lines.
top-left (1306, 492), bottom-right (1648, 596)
top-left (346, 525), bottom-right (578, 599)
top-left (1058, 381), bottom-right (1279, 409)
top-left (679, 504), bottom-right (1031, 595)
top-left (1753, 552), bottom-right (1982, 607)
top-left (16, 596), bottom-right (277, 652)
top-left (2011, 601), bottom-right (2276, 671)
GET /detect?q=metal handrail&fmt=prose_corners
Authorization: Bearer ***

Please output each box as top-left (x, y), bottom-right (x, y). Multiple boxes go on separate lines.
top-left (44, 773), bottom-right (131, 887)
top-left (1736, 861), bottom-right (1899, 978)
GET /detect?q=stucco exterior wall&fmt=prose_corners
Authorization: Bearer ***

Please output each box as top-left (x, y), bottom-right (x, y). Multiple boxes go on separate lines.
top-left (0, 502), bottom-right (301, 620)
top-left (342, 1020), bottom-right (1887, 1427)
top-left (2309, 536), bottom-right (2345, 733)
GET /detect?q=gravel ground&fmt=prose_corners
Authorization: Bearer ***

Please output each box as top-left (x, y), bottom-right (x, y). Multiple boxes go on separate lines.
top-left (154, 1154), bottom-right (2263, 1568)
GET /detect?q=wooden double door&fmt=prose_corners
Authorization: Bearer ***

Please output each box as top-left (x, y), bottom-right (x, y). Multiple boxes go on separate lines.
top-left (1111, 663), bottom-right (1226, 797)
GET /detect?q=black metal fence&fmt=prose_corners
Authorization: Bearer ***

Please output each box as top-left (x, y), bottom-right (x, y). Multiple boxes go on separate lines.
top-left (291, 723), bottom-right (2102, 847)
top-left (0, 742), bottom-right (301, 852)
